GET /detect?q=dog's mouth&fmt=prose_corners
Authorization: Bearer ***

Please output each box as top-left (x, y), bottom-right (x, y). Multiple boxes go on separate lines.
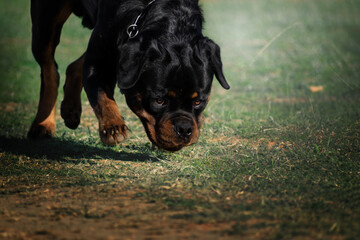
top-left (136, 110), bottom-right (199, 151)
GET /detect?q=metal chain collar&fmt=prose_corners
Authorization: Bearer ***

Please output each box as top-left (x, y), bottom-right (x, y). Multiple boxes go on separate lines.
top-left (127, 0), bottom-right (157, 39)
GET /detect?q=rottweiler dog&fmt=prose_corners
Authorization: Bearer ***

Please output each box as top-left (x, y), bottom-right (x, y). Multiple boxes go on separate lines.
top-left (29, 0), bottom-right (230, 151)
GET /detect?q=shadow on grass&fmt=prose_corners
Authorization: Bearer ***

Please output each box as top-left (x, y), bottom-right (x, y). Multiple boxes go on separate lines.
top-left (0, 135), bottom-right (157, 163)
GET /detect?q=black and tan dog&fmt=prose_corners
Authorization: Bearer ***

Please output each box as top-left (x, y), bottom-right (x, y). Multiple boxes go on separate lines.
top-left (29, 0), bottom-right (230, 151)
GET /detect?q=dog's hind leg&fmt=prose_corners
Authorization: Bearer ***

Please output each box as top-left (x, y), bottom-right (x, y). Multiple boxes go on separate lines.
top-left (28, 0), bottom-right (72, 139)
top-left (61, 54), bottom-right (84, 129)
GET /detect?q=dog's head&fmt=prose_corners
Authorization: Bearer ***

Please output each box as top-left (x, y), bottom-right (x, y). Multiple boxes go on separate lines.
top-left (117, 37), bottom-right (229, 151)
top-left (114, 0), bottom-right (229, 151)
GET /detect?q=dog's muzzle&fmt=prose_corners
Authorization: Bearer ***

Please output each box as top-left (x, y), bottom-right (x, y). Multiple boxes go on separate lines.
top-left (155, 111), bottom-right (199, 151)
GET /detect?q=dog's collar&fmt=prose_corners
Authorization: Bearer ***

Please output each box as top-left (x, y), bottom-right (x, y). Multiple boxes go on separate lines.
top-left (127, 0), bottom-right (157, 39)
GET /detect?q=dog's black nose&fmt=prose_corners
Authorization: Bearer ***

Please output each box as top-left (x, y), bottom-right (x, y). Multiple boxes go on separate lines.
top-left (174, 120), bottom-right (193, 139)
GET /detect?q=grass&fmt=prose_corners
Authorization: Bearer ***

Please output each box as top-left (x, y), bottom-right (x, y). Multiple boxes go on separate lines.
top-left (0, 0), bottom-right (360, 239)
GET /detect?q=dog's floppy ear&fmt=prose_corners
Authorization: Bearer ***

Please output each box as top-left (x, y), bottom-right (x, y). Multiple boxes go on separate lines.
top-left (117, 41), bottom-right (161, 90)
top-left (202, 38), bottom-right (230, 90)
top-left (117, 41), bottom-right (142, 90)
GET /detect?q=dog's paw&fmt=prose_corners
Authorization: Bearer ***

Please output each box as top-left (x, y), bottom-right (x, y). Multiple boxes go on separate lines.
top-left (60, 100), bottom-right (81, 129)
top-left (27, 122), bottom-right (55, 139)
top-left (99, 120), bottom-right (128, 146)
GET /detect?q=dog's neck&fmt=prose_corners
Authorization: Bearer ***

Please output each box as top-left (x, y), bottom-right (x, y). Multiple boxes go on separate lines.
top-left (126, 0), bottom-right (204, 43)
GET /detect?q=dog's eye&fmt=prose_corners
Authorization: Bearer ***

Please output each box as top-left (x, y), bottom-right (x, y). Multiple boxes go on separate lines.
top-left (156, 98), bottom-right (166, 105)
top-left (193, 99), bottom-right (201, 106)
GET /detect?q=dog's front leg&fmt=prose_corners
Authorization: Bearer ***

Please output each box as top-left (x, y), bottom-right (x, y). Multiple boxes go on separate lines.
top-left (92, 89), bottom-right (128, 145)
top-left (83, 56), bottom-right (128, 146)
top-left (86, 86), bottom-right (128, 145)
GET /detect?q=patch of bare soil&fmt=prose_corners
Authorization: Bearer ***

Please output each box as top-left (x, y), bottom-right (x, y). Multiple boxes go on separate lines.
top-left (0, 183), bottom-right (241, 240)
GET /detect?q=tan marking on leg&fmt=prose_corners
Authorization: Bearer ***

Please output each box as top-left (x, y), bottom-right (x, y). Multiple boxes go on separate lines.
top-left (29, 3), bottom-right (72, 139)
top-left (94, 91), bottom-right (128, 145)
top-left (28, 59), bottom-right (59, 139)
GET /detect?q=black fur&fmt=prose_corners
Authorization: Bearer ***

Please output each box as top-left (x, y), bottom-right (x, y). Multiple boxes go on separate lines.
top-left (28, 0), bottom-right (229, 151)
top-left (82, 0), bottom-right (229, 150)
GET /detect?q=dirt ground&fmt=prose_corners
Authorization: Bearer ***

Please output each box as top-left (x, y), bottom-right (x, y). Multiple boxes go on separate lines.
top-left (0, 183), bottom-right (255, 240)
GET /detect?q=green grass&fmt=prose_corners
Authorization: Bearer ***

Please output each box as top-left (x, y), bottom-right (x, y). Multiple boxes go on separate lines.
top-left (0, 0), bottom-right (360, 239)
